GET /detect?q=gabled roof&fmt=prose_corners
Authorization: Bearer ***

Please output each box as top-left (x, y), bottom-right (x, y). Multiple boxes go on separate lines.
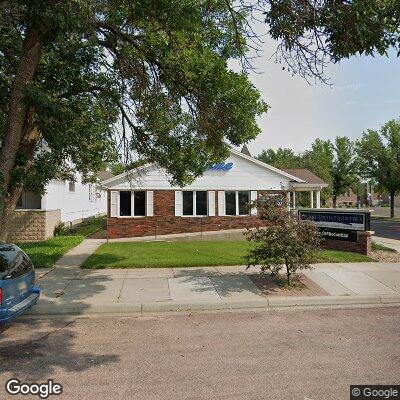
top-left (101, 147), bottom-right (306, 186)
top-left (240, 144), bottom-right (252, 157)
top-left (97, 170), bottom-right (114, 181)
top-left (281, 168), bottom-right (327, 185)
top-left (229, 148), bottom-right (305, 182)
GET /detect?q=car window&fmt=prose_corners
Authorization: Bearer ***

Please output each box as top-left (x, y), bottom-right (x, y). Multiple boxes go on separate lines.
top-left (0, 244), bottom-right (33, 279)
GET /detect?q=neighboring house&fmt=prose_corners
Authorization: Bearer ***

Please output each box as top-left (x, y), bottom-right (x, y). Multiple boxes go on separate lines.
top-left (328, 182), bottom-right (381, 208)
top-left (102, 147), bottom-right (328, 239)
top-left (9, 172), bottom-right (109, 243)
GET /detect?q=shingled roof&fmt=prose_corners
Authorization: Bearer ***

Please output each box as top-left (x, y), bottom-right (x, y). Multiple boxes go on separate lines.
top-left (281, 168), bottom-right (326, 185)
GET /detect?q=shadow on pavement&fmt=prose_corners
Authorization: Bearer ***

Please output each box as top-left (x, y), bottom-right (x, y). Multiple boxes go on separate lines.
top-left (0, 318), bottom-right (119, 381)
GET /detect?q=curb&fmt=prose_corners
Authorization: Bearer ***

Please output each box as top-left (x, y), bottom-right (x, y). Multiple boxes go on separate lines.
top-left (26, 295), bottom-right (400, 317)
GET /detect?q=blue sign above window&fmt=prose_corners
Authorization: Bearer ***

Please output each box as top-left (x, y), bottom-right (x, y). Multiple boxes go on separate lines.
top-left (208, 162), bottom-right (233, 171)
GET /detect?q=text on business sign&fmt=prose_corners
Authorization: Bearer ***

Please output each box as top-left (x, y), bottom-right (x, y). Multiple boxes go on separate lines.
top-left (298, 211), bottom-right (366, 231)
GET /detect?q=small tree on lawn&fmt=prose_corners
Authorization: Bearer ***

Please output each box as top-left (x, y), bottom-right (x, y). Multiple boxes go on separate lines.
top-left (245, 196), bottom-right (321, 286)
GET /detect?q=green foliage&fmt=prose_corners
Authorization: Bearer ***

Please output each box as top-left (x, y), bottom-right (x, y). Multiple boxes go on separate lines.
top-left (264, 0), bottom-right (400, 82)
top-left (302, 139), bottom-right (334, 203)
top-left (357, 119), bottom-right (400, 217)
top-left (257, 137), bottom-right (360, 206)
top-left (245, 196), bottom-right (321, 285)
top-left (55, 216), bottom-right (106, 238)
top-left (54, 222), bottom-right (68, 236)
top-left (330, 137), bottom-right (358, 207)
top-left (19, 235), bottom-right (84, 268)
top-left (257, 148), bottom-right (303, 169)
top-left (0, 0), bottom-right (268, 196)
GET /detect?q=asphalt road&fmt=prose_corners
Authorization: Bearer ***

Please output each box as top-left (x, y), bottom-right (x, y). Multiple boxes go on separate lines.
top-left (371, 218), bottom-right (400, 240)
top-left (1, 307), bottom-right (399, 400)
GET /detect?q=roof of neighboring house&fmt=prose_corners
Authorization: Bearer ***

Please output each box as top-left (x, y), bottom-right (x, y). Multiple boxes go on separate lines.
top-left (281, 168), bottom-right (327, 185)
top-left (97, 171), bottom-right (114, 181)
top-left (240, 144), bottom-right (252, 157)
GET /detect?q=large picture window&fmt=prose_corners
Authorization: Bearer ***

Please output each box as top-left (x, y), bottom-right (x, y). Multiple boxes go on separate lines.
top-left (225, 191), bottom-right (250, 216)
top-left (119, 191), bottom-right (146, 217)
top-left (182, 191), bottom-right (208, 216)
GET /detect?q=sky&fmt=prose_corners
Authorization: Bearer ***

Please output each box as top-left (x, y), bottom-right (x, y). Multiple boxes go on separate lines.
top-left (245, 39), bottom-right (400, 156)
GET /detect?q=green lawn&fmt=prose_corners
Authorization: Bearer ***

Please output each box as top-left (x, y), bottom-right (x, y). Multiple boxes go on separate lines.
top-left (82, 240), bottom-right (373, 269)
top-left (372, 242), bottom-right (398, 253)
top-left (58, 215), bottom-right (105, 238)
top-left (19, 235), bottom-right (84, 268)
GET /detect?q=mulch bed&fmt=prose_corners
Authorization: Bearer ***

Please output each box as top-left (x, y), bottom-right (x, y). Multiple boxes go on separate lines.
top-left (249, 273), bottom-right (329, 297)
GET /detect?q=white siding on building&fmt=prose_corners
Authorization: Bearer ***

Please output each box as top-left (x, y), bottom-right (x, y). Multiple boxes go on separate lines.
top-left (41, 173), bottom-right (107, 223)
top-left (107, 153), bottom-right (292, 191)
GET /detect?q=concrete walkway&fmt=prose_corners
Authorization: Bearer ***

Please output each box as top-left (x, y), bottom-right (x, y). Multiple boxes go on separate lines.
top-left (29, 239), bottom-right (400, 316)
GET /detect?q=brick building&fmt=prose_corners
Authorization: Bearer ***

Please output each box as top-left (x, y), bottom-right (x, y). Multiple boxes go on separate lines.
top-left (102, 147), bottom-right (328, 239)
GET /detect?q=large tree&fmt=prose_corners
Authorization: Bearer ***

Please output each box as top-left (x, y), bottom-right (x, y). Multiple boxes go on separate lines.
top-left (330, 137), bottom-right (358, 208)
top-left (257, 147), bottom-right (302, 169)
top-left (357, 119), bottom-right (400, 218)
top-left (302, 139), bottom-right (334, 204)
top-left (264, 0), bottom-right (400, 82)
top-left (0, 0), bottom-right (267, 240)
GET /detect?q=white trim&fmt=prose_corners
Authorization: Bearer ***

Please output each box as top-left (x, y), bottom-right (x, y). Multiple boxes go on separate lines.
top-left (175, 191), bottom-right (183, 216)
top-left (218, 191), bottom-right (225, 216)
top-left (250, 190), bottom-right (257, 215)
top-left (110, 191), bottom-right (118, 217)
top-left (208, 191), bottom-right (215, 216)
top-left (146, 190), bottom-right (154, 216)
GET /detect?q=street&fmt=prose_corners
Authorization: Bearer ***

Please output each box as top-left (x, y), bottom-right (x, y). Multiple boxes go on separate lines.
top-left (1, 307), bottom-right (399, 400)
top-left (371, 218), bottom-right (400, 240)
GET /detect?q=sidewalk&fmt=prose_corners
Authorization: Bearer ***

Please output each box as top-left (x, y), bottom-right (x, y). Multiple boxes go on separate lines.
top-left (29, 239), bottom-right (400, 316)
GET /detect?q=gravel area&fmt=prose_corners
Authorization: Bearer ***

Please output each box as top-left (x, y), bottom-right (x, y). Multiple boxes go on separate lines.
top-left (371, 250), bottom-right (400, 263)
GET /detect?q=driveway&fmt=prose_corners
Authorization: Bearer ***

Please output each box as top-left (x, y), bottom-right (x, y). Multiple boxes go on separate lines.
top-left (1, 307), bottom-right (399, 400)
top-left (371, 218), bottom-right (400, 240)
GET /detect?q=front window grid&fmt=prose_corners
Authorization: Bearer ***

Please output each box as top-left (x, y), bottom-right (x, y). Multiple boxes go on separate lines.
top-left (183, 191), bottom-right (208, 216)
top-left (119, 190), bottom-right (146, 217)
top-left (225, 191), bottom-right (250, 216)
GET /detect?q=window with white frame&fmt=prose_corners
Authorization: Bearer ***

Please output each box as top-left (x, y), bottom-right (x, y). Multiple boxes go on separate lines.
top-left (119, 191), bottom-right (146, 217)
top-left (225, 191), bottom-right (250, 215)
top-left (182, 191), bottom-right (208, 216)
top-left (68, 181), bottom-right (75, 192)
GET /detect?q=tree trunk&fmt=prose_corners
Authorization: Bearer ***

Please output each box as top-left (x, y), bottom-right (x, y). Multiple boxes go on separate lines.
top-left (0, 28), bottom-right (43, 238)
top-left (286, 264), bottom-right (292, 286)
top-left (333, 196), bottom-right (337, 208)
top-left (0, 124), bottom-right (41, 242)
top-left (390, 192), bottom-right (395, 218)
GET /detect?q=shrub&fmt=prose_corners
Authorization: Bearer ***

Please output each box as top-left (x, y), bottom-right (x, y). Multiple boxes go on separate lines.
top-left (245, 195), bottom-right (321, 285)
top-left (54, 222), bottom-right (68, 236)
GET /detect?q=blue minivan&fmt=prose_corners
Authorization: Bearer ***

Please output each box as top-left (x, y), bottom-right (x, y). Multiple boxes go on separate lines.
top-left (0, 243), bottom-right (40, 323)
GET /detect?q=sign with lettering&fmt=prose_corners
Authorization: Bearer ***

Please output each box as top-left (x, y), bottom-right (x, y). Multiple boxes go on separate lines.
top-left (298, 210), bottom-right (370, 231)
top-left (318, 227), bottom-right (358, 242)
top-left (208, 162), bottom-right (233, 171)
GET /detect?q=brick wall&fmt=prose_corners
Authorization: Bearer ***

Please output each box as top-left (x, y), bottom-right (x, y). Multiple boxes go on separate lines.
top-left (8, 209), bottom-right (61, 243)
top-left (320, 231), bottom-right (372, 256)
top-left (107, 190), bottom-right (281, 239)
